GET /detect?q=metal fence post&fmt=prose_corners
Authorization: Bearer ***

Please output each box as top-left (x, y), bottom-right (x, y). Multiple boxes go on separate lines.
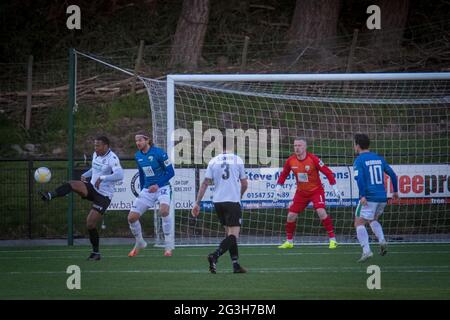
top-left (27, 158), bottom-right (33, 239)
top-left (67, 48), bottom-right (76, 246)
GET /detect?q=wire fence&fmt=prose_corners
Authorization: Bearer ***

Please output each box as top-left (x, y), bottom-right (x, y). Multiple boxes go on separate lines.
top-left (0, 158), bottom-right (158, 240)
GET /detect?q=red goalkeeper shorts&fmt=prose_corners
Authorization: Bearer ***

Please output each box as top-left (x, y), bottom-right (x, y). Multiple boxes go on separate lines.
top-left (289, 188), bottom-right (326, 213)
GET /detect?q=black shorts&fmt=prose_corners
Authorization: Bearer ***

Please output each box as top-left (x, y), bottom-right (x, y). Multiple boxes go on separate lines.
top-left (83, 182), bottom-right (111, 215)
top-left (214, 202), bottom-right (242, 227)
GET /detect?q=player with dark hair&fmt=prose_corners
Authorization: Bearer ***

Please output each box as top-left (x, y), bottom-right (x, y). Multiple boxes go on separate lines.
top-left (192, 136), bottom-right (248, 273)
top-left (274, 138), bottom-right (341, 249)
top-left (127, 131), bottom-right (175, 257)
top-left (39, 136), bottom-right (124, 260)
top-left (353, 133), bottom-right (399, 262)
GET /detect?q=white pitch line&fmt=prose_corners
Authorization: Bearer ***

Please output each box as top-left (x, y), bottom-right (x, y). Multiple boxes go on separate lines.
top-left (2, 266), bottom-right (450, 275)
top-left (0, 248), bottom-right (162, 253)
top-left (0, 251), bottom-right (449, 260)
top-left (1, 243), bottom-right (449, 253)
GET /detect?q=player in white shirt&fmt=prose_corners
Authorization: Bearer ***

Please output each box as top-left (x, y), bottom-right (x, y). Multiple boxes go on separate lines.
top-left (192, 137), bottom-right (248, 273)
top-left (39, 136), bottom-right (124, 260)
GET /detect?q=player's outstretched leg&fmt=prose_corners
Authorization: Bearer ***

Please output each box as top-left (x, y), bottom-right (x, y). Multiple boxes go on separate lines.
top-left (370, 220), bottom-right (387, 256)
top-left (39, 183), bottom-right (72, 201)
top-left (128, 212), bottom-right (147, 257)
top-left (38, 190), bottom-right (52, 201)
top-left (39, 181), bottom-right (87, 202)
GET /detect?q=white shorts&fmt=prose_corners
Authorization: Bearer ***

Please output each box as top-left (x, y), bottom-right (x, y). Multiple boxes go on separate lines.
top-left (131, 185), bottom-right (171, 216)
top-left (355, 201), bottom-right (386, 221)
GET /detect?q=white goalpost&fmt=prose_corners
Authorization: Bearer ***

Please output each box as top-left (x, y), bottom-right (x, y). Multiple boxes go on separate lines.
top-left (145, 72), bottom-right (450, 246)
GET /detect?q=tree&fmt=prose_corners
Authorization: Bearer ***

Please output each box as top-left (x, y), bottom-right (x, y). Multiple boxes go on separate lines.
top-left (169, 0), bottom-right (210, 70)
top-left (285, 0), bottom-right (342, 61)
top-left (369, 0), bottom-right (410, 57)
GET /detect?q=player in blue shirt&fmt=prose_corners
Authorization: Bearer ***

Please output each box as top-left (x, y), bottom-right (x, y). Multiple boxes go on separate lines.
top-left (353, 134), bottom-right (399, 262)
top-left (127, 131), bottom-right (175, 257)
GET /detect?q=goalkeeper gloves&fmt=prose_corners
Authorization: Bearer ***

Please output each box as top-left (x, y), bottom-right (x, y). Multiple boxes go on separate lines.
top-left (332, 185), bottom-right (342, 205)
top-left (273, 184), bottom-right (282, 202)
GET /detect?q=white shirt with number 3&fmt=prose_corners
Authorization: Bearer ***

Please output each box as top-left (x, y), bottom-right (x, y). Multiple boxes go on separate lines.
top-left (205, 153), bottom-right (247, 203)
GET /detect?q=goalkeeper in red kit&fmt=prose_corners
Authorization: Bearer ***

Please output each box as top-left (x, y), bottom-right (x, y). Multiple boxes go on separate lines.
top-left (274, 138), bottom-right (342, 249)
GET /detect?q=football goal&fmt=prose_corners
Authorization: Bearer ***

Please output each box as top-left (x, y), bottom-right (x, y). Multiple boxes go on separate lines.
top-left (145, 73), bottom-right (450, 246)
top-left (68, 49), bottom-right (450, 246)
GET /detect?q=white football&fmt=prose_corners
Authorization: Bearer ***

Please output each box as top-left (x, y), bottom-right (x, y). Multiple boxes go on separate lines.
top-left (34, 167), bottom-right (52, 183)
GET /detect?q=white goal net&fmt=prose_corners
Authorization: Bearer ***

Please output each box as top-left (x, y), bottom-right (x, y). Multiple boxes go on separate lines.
top-left (141, 73), bottom-right (450, 246)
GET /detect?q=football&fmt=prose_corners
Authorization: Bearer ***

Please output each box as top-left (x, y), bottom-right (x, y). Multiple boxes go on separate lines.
top-left (34, 167), bottom-right (52, 183)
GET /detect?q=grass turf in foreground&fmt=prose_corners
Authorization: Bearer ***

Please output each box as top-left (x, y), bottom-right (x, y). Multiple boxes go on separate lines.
top-left (0, 244), bottom-right (449, 299)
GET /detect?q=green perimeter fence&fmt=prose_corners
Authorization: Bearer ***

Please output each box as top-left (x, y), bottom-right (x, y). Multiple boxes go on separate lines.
top-left (0, 158), bottom-right (137, 240)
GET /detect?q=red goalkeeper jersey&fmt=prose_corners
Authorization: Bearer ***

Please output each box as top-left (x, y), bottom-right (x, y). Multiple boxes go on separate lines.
top-left (277, 152), bottom-right (336, 192)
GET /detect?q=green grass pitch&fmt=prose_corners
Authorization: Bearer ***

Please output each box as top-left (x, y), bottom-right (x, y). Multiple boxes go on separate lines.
top-left (0, 244), bottom-right (449, 299)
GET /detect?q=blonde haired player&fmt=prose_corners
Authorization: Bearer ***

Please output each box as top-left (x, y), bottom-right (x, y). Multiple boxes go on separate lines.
top-left (274, 138), bottom-right (341, 249)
